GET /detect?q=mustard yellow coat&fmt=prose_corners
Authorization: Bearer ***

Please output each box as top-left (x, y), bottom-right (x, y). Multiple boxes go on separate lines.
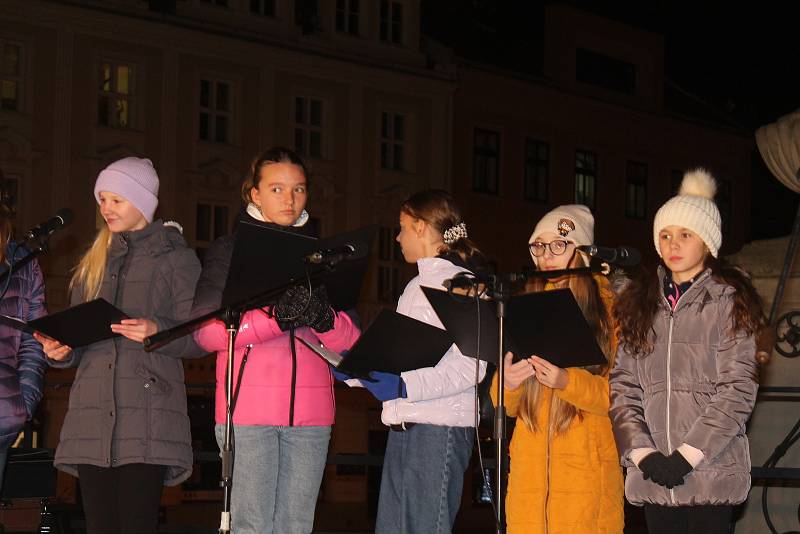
top-left (491, 283), bottom-right (624, 534)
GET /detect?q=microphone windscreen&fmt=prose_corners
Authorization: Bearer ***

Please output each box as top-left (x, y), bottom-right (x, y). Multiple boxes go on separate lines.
top-left (56, 208), bottom-right (75, 226)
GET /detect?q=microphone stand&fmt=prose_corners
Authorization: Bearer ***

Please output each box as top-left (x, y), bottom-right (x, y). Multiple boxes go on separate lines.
top-left (453, 260), bottom-right (607, 534)
top-left (143, 260), bottom-right (342, 534)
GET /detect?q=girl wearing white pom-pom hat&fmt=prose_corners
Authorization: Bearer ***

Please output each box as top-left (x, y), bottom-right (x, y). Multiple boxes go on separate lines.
top-left (609, 169), bottom-right (765, 534)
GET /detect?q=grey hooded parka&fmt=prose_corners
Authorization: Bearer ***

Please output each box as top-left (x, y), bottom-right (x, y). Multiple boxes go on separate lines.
top-left (51, 221), bottom-right (202, 486)
top-left (609, 267), bottom-right (758, 506)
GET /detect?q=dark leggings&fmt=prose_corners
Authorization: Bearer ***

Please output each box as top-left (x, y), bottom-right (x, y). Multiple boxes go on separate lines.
top-left (644, 504), bottom-right (733, 534)
top-left (77, 463), bottom-right (166, 534)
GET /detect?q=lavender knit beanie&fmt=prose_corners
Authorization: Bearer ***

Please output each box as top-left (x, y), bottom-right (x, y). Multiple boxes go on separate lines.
top-left (94, 157), bottom-right (160, 222)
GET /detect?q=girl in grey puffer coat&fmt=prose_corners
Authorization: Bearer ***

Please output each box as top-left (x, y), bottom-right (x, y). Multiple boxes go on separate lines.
top-left (610, 169), bottom-right (764, 534)
top-left (36, 157), bottom-right (201, 534)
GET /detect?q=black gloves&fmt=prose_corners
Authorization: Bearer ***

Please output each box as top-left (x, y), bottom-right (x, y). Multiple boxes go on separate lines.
top-left (274, 285), bottom-right (335, 333)
top-left (639, 451), bottom-right (693, 489)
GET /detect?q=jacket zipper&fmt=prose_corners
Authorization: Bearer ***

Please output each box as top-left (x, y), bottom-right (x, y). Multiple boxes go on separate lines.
top-left (544, 398), bottom-right (552, 533)
top-left (666, 311), bottom-right (675, 505)
top-left (288, 328), bottom-right (298, 426)
top-left (662, 270), bottom-right (710, 504)
top-left (109, 233), bottom-right (132, 466)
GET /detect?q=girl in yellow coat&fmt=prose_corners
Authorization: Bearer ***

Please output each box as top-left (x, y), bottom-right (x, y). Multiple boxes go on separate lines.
top-left (491, 205), bottom-right (624, 534)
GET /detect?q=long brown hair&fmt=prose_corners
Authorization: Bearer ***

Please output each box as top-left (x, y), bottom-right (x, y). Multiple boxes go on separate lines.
top-left (615, 256), bottom-right (765, 357)
top-left (240, 147), bottom-right (309, 207)
top-left (400, 189), bottom-right (485, 267)
top-left (518, 250), bottom-right (615, 435)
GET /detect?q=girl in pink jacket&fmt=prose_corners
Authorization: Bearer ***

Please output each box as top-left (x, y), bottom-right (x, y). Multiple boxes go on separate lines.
top-left (192, 147), bottom-right (359, 534)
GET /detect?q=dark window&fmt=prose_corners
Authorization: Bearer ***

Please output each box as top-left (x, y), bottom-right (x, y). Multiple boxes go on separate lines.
top-left (1, 42), bottom-right (21, 111)
top-left (523, 138), bottom-right (549, 202)
top-left (380, 112), bottom-right (405, 171)
top-left (294, 96), bottom-right (324, 159)
top-left (377, 226), bottom-right (403, 302)
top-left (576, 48), bottom-right (636, 95)
top-left (196, 203), bottom-right (229, 244)
top-left (625, 161), bottom-right (647, 219)
top-left (250, 0), bottom-right (275, 16)
top-left (574, 150), bottom-right (597, 209)
top-left (295, 0), bottom-right (320, 34)
top-left (199, 79), bottom-right (232, 143)
top-left (336, 0), bottom-right (360, 35)
top-left (379, 0), bottom-right (403, 44)
top-left (473, 128), bottom-right (500, 195)
top-left (0, 174), bottom-right (18, 217)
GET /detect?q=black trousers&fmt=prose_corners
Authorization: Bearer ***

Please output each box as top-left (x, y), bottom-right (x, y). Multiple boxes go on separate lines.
top-left (77, 463), bottom-right (166, 534)
top-left (644, 504), bottom-right (733, 534)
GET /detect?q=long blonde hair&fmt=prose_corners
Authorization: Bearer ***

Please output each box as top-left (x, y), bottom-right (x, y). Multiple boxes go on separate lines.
top-left (70, 226), bottom-right (113, 301)
top-left (517, 251), bottom-right (614, 436)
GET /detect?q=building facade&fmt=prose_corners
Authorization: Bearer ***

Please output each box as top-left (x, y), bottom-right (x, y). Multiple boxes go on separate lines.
top-left (449, 5), bottom-right (754, 273)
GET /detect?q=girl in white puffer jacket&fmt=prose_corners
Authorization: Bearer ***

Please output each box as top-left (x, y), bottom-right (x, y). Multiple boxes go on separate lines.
top-left (338, 189), bottom-right (488, 534)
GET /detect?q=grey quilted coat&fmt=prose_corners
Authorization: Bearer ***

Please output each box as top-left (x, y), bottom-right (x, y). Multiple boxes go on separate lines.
top-left (609, 267), bottom-right (758, 506)
top-left (51, 221), bottom-right (202, 486)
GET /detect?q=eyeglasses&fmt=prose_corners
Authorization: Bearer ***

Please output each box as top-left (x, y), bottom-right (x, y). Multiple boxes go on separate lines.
top-left (529, 240), bottom-right (571, 257)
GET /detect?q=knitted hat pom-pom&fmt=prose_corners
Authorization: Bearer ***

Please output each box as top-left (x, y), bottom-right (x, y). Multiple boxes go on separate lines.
top-left (679, 168), bottom-right (717, 199)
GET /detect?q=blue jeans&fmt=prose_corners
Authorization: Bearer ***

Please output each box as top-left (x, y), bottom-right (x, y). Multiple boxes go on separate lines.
top-left (215, 424), bottom-right (331, 534)
top-left (375, 424), bottom-right (475, 534)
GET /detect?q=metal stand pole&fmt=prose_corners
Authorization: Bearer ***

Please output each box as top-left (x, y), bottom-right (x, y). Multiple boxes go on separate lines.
top-left (218, 309), bottom-right (240, 534)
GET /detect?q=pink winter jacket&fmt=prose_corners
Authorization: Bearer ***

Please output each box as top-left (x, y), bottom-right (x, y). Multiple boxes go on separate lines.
top-left (195, 309), bottom-right (359, 426)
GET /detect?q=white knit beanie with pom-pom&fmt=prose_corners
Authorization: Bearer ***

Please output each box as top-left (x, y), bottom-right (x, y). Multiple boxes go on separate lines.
top-left (653, 168), bottom-right (722, 257)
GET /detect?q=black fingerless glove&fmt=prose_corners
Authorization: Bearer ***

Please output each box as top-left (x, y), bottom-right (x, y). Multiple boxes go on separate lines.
top-left (274, 285), bottom-right (335, 333)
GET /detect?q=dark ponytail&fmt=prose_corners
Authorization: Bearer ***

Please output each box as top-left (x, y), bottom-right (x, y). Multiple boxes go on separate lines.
top-left (400, 189), bottom-right (486, 269)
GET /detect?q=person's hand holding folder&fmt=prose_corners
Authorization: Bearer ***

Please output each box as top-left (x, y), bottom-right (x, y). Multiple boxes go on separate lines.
top-left (110, 318), bottom-right (157, 343)
top-left (328, 364), bottom-right (406, 401)
top-left (503, 352), bottom-right (569, 391)
top-left (503, 352), bottom-right (536, 390)
top-left (33, 333), bottom-right (72, 362)
top-left (362, 372), bottom-right (407, 402)
top-left (530, 356), bottom-right (568, 390)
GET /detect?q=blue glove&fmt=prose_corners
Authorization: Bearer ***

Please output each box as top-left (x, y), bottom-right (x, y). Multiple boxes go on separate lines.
top-left (331, 367), bottom-right (353, 382)
top-left (363, 371), bottom-right (407, 402)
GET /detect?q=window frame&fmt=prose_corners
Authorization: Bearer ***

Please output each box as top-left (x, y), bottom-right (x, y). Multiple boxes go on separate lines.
top-left (472, 127), bottom-right (501, 195)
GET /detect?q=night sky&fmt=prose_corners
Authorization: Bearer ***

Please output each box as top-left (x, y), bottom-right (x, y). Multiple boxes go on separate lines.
top-left (422, 0), bottom-right (800, 241)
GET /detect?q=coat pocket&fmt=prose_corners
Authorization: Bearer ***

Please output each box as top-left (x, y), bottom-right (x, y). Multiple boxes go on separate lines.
top-left (135, 364), bottom-right (172, 395)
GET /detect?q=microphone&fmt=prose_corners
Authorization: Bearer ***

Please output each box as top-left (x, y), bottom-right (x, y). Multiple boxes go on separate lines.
top-left (305, 243), bottom-right (365, 264)
top-left (24, 208), bottom-right (74, 241)
top-left (577, 245), bottom-right (641, 266)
